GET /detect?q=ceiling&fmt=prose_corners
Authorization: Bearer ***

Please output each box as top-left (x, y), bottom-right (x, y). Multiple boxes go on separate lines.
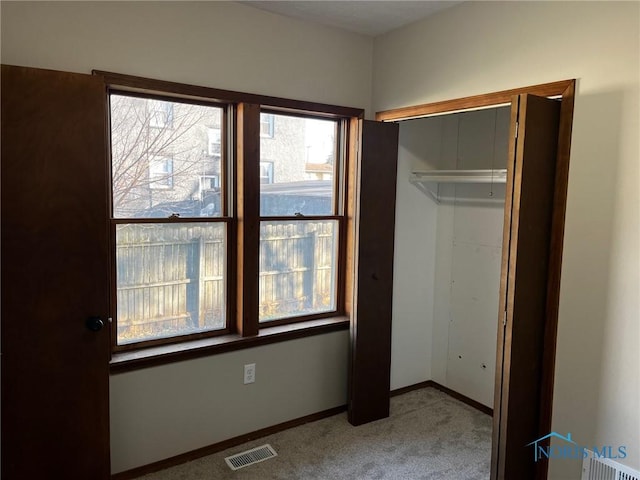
top-left (243, 1), bottom-right (463, 37)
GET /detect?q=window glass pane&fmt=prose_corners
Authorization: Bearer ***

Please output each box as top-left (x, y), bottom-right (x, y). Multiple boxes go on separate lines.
top-left (149, 156), bottom-right (174, 189)
top-left (110, 94), bottom-right (223, 219)
top-left (115, 223), bottom-right (226, 345)
top-left (260, 113), bottom-right (274, 138)
top-left (259, 220), bottom-right (338, 322)
top-left (260, 114), bottom-right (336, 216)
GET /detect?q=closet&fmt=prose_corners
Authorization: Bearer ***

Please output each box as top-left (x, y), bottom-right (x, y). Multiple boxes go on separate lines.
top-left (401, 106), bottom-right (510, 409)
top-left (352, 80), bottom-right (574, 480)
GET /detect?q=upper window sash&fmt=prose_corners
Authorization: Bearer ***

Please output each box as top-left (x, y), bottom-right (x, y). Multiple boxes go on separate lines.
top-left (259, 111), bottom-right (342, 218)
top-left (109, 93), bottom-right (227, 220)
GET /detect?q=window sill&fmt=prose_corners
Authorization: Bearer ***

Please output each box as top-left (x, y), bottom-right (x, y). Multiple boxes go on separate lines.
top-left (110, 316), bottom-right (350, 374)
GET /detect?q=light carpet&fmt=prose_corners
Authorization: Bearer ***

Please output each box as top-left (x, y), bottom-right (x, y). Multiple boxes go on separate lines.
top-left (137, 387), bottom-right (492, 479)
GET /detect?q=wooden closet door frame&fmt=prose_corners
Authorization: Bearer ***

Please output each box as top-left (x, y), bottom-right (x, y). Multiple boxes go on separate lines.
top-left (376, 79), bottom-right (575, 480)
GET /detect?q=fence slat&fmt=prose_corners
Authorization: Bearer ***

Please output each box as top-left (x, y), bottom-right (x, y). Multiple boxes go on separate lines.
top-left (116, 221), bottom-right (338, 340)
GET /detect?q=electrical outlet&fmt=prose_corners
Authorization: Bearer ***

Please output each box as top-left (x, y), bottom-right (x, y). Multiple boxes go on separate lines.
top-left (244, 363), bottom-right (256, 384)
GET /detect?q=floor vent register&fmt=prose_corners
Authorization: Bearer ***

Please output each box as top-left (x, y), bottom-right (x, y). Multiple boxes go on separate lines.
top-left (225, 444), bottom-right (278, 471)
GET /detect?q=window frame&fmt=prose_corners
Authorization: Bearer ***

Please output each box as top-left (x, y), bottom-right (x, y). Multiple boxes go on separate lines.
top-left (108, 91), bottom-right (232, 352)
top-left (257, 109), bottom-right (345, 327)
top-left (96, 70), bottom-right (363, 369)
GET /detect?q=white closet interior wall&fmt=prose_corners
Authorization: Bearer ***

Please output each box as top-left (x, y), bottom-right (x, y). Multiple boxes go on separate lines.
top-left (394, 107), bottom-right (510, 408)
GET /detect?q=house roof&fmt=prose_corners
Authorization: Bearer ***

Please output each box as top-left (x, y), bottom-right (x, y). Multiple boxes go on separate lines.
top-left (261, 179), bottom-right (332, 197)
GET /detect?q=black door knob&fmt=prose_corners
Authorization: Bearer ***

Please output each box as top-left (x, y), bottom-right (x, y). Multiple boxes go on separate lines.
top-left (86, 316), bottom-right (104, 332)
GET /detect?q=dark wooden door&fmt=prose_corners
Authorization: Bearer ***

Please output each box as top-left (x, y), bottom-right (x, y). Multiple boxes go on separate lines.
top-left (492, 94), bottom-right (561, 479)
top-left (1, 65), bottom-right (111, 479)
top-left (348, 119), bottom-right (399, 426)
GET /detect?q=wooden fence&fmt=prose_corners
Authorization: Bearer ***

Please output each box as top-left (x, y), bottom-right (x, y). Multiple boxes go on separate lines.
top-left (259, 221), bottom-right (336, 321)
top-left (115, 224), bottom-right (225, 343)
top-left (116, 221), bottom-right (336, 343)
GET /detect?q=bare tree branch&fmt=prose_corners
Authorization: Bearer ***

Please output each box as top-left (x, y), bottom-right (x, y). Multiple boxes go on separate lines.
top-left (110, 95), bottom-right (221, 217)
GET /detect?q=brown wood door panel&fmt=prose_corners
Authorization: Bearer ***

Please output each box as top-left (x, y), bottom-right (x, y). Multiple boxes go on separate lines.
top-left (348, 120), bottom-right (399, 426)
top-left (1, 65), bottom-right (111, 478)
top-left (492, 94), bottom-right (561, 479)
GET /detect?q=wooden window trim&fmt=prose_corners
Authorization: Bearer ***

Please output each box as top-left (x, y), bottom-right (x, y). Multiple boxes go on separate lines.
top-left (110, 316), bottom-right (350, 373)
top-left (236, 102), bottom-right (260, 336)
top-left (98, 71), bottom-right (363, 369)
top-left (94, 70), bottom-right (364, 119)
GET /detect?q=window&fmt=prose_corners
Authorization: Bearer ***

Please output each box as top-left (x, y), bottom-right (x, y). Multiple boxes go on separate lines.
top-left (259, 161), bottom-right (274, 184)
top-left (110, 94), bottom-right (228, 347)
top-left (148, 99), bottom-right (174, 129)
top-left (148, 156), bottom-right (174, 189)
top-left (199, 175), bottom-right (220, 216)
top-left (207, 127), bottom-right (221, 157)
top-left (200, 174), bottom-right (220, 191)
top-left (259, 112), bottom-right (339, 323)
top-left (103, 73), bottom-right (360, 360)
top-left (260, 113), bottom-right (274, 138)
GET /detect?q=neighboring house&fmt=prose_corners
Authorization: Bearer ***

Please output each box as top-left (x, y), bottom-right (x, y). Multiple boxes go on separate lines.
top-left (260, 112), bottom-right (305, 184)
top-left (305, 162), bottom-right (333, 180)
top-left (260, 113), bottom-right (335, 187)
top-left (110, 94), bottom-right (223, 218)
top-left (112, 102), bottom-right (332, 218)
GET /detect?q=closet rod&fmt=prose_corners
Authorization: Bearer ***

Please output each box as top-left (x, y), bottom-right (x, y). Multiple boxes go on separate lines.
top-left (410, 169), bottom-right (507, 184)
top-left (409, 169), bottom-right (507, 203)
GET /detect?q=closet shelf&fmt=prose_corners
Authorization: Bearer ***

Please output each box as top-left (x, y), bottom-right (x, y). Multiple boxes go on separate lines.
top-left (409, 169), bottom-right (507, 203)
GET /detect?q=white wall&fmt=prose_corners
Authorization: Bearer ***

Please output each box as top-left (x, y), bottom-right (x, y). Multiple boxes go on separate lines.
top-left (391, 118), bottom-right (438, 390)
top-left (435, 108), bottom-right (508, 408)
top-left (395, 108), bottom-right (509, 407)
top-left (1, 1), bottom-right (373, 473)
top-left (0, 1), bottom-right (373, 111)
top-left (375, 2), bottom-right (640, 477)
top-left (110, 331), bottom-right (348, 473)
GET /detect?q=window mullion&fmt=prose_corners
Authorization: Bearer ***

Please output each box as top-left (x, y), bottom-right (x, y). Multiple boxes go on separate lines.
top-left (236, 103), bottom-right (261, 336)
